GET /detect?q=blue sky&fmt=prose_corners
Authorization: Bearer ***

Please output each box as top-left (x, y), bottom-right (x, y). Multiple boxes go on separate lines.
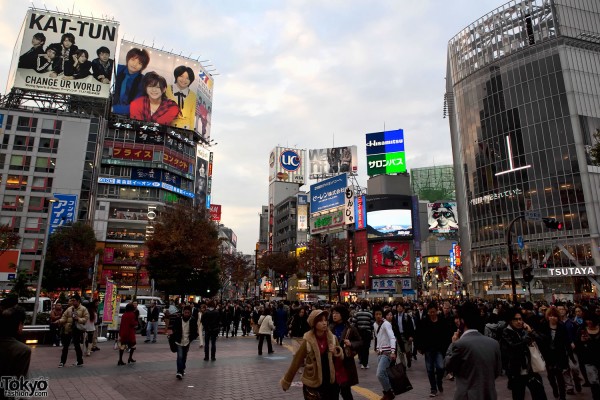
top-left (0, 0), bottom-right (506, 254)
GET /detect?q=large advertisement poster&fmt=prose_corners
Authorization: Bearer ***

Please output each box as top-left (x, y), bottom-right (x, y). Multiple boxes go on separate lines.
top-left (370, 241), bottom-right (411, 276)
top-left (13, 10), bottom-right (119, 98)
top-left (269, 147), bottom-right (306, 184)
top-left (365, 129), bottom-right (406, 176)
top-left (427, 202), bottom-right (459, 233)
top-left (309, 146), bottom-right (358, 178)
top-left (310, 173), bottom-right (347, 214)
top-left (112, 40), bottom-right (214, 138)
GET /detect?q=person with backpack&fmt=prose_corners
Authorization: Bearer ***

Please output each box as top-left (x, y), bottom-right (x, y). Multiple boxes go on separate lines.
top-left (352, 300), bottom-right (375, 369)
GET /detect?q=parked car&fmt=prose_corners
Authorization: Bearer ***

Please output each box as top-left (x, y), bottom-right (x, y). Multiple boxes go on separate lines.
top-left (117, 303), bottom-right (165, 333)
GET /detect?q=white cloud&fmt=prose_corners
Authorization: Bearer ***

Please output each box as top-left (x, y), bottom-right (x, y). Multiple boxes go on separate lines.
top-left (0, 0), bottom-right (503, 254)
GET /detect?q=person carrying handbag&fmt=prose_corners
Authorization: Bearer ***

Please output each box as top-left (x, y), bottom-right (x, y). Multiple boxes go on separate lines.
top-left (257, 307), bottom-right (275, 355)
top-left (501, 308), bottom-right (548, 400)
top-left (330, 305), bottom-right (362, 400)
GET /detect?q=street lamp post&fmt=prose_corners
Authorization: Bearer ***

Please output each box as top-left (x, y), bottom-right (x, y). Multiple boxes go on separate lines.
top-left (32, 198), bottom-right (57, 325)
top-left (133, 260), bottom-right (142, 300)
top-left (506, 215), bottom-right (525, 304)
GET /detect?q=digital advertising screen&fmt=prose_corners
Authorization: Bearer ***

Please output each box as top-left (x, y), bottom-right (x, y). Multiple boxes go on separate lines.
top-left (370, 241), bottom-right (411, 276)
top-left (365, 195), bottom-right (413, 239)
top-left (112, 40), bottom-right (214, 139)
top-left (12, 10), bottom-right (119, 98)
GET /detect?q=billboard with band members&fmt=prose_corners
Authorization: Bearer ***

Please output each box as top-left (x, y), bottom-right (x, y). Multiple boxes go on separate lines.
top-left (308, 146), bottom-right (358, 179)
top-left (12, 10), bottom-right (119, 98)
top-left (370, 241), bottom-right (411, 276)
top-left (427, 202), bottom-right (459, 233)
top-left (112, 40), bottom-right (214, 138)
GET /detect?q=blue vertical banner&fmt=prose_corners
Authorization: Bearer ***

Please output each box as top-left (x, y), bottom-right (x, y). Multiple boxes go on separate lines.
top-left (49, 194), bottom-right (78, 234)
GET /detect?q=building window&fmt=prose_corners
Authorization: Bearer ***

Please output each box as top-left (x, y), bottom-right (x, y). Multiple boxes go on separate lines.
top-left (16, 116), bottom-right (38, 132)
top-left (2, 195), bottom-right (24, 210)
top-left (25, 217), bottom-right (41, 232)
top-left (9, 155), bottom-right (31, 170)
top-left (1, 134), bottom-right (9, 149)
top-left (28, 196), bottom-right (44, 211)
top-left (34, 157), bottom-right (56, 173)
top-left (38, 138), bottom-right (59, 153)
top-left (13, 135), bottom-right (34, 151)
top-left (31, 177), bottom-right (53, 192)
top-left (0, 154), bottom-right (5, 168)
top-left (21, 238), bottom-right (38, 252)
top-left (5, 175), bottom-right (27, 189)
top-left (5, 115), bottom-right (13, 130)
top-left (41, 119), bottom-right (62, 134)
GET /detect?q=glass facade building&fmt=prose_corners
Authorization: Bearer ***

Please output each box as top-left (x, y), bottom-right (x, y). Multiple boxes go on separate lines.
top-left (410, 165), bottom-right (456, 202)
top-left (447, 0), bottom-right (600, 300)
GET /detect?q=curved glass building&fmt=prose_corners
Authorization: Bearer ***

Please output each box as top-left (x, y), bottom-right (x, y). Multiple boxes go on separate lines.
top-left (446, 0), bottom-right (600, 300)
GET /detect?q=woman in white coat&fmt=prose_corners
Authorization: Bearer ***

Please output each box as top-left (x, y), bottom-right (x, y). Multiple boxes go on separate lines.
top-left (257, 307), bottom-right (275, 355)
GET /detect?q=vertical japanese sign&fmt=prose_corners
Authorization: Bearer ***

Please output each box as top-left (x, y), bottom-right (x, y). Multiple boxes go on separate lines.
top-left (344, 187), bottom-right (355, 225)
top-left (102, 279), bottom-right (115, 323)
top-left (49, 194), bottom-right (78, 234)
top-left (354, 195), bottom-right (366, 230)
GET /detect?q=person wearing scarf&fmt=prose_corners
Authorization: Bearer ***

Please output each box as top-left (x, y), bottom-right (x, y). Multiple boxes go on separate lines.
top-left (112, 48), bottom-right (150, 115)
top-left (130, 71), bottom-right (180, 125)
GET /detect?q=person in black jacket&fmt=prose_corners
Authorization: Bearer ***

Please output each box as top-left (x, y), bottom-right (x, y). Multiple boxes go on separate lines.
top-left (145, 301), bottom-right (160, 343)
top-left (501, 308), bottom-right (548, 400)
top-left (18, 32), bottom-right (46, 69)
top-left (351, 300), bottom-right (375, 369)
top-left (201, 301), bottom-right (220, 361)
top-left (415, 302), bottom-right (453, 397)
top-left (170, 305), bottom-right (198, 379)
top-left (539, 307), bottom-right (571, 400)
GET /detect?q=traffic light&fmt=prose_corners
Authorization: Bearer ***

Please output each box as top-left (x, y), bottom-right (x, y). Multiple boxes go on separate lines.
top-left (523, 266), bottom-right (534, 283)
top-left (312, 275), bottom-right (320, 286)
top-left (542, 218), bottom-right (563, 230)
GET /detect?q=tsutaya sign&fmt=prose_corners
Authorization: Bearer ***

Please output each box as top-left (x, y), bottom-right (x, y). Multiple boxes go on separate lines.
top-left (548, 266), bottom-right (597, 277)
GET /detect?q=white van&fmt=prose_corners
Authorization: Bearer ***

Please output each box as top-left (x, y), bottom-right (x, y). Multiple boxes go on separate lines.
top-left (18, 297), bottom-right (53, 316)
top-left (135, 296), bottom-right (165, 308)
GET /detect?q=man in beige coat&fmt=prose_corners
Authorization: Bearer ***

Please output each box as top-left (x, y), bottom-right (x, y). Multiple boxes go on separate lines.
top-left (58, 294), bottom-right (90, 367)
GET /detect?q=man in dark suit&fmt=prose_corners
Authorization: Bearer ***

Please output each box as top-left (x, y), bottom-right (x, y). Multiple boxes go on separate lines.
top-left (0, 306), bottom-right (31, 398)
top-left (445, 302), bottom-right (502, 400)
top-left (394, 303), bottom-right (415, 368)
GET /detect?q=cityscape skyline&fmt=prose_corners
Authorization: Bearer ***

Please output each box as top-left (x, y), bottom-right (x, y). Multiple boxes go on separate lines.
top-left (0, 1), bottom-right (503, 254)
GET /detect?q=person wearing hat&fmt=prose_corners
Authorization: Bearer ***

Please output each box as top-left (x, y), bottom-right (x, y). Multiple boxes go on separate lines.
top-left (281, 309), bottom-right (343, 399)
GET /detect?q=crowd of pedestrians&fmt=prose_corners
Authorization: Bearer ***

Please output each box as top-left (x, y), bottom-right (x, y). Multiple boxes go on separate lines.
top-left (1, 293), bottom-right (599, 400)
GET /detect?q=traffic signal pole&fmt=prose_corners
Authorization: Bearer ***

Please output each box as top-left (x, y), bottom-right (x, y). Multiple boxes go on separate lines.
top-left (506, 215), bottom-right (525, 304)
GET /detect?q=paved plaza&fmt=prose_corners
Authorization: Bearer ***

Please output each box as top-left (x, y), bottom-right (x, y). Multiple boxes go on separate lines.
top-left (26, 333), bottom-right (591, 400)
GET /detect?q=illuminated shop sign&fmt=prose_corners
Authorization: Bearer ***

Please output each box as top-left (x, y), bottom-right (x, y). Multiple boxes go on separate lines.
top-left (548, 266), bottom-right (596, 277)
top-left (470, 188), bottom-right (522, 205)
top-left (98, 177), bottom-right (194, 198)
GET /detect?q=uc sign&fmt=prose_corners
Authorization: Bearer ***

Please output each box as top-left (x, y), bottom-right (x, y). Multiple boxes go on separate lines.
top-left (280, 150), bottom-right (301, 172)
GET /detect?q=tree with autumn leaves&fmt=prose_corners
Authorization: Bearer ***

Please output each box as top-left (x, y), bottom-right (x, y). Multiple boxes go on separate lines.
top-left (145, 204), bottom-right (221, 298)
top-left (43, 222), bottom-right (98, 293)
top-left (218, 250), bottom-right (253, 300)
top-left (297, 237), bottom-right (353, 301)
top-left (0, 224), bottom-right (21, 256)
